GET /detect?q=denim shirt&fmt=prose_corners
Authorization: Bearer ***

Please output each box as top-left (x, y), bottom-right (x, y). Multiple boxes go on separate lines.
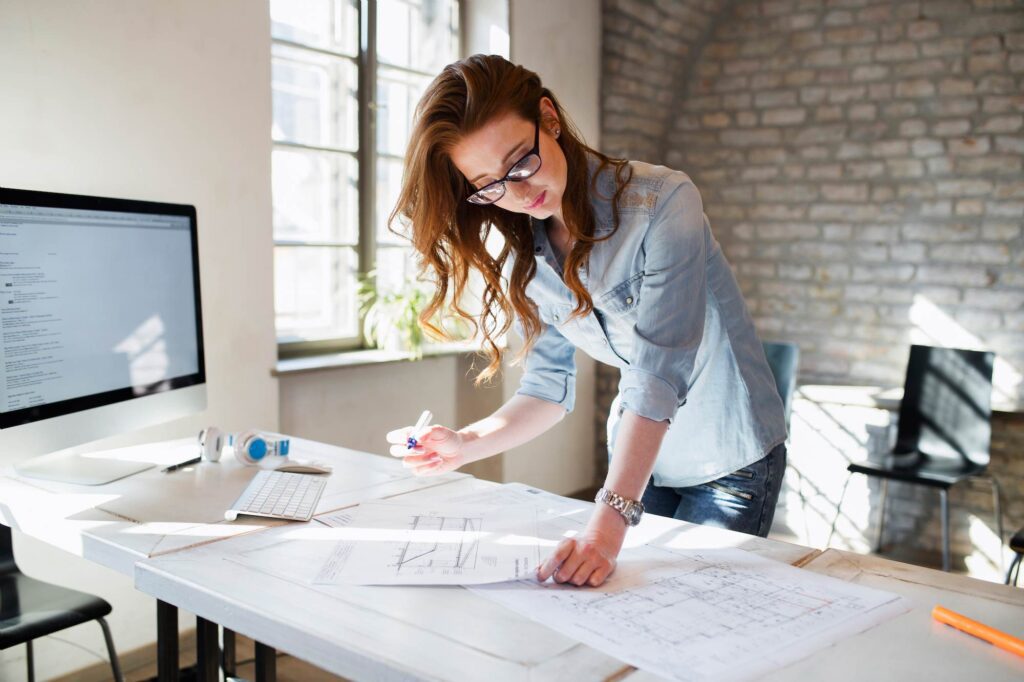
top-left (511, 156), bottom-right (788, 488)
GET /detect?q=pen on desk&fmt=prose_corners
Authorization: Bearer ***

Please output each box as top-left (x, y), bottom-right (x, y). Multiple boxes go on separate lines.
top-left (161, 456), bottom-right (202, 474)
top-left (932, 604), bottom-right (1024, 658)
top-left (407, 410), bottom-right (433, 449)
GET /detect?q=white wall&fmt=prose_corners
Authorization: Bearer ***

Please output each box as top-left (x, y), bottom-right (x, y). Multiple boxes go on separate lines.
top-left (503, 0), bottom-right (602, 491)
top-left (0, 0), bottom-right (278, 678)
top-left (510, 0), bottom-right (602, 150)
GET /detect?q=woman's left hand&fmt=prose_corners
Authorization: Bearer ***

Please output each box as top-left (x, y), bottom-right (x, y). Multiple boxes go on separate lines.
top-left (536, 505), bottom-right (626, 587)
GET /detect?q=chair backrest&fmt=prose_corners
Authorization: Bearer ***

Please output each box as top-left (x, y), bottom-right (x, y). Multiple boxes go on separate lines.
top-left (895, 345), bottom-right (994, 466)
top-left (762, 341), bottom-right (800, 428)
top-left (0, 523), bottom-right (16, 576)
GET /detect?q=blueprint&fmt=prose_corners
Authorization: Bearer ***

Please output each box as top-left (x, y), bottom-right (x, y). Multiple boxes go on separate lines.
top-left (318, 500), bottom-right (542, 585)
top-left (471, 546), bottom-right (909, 682)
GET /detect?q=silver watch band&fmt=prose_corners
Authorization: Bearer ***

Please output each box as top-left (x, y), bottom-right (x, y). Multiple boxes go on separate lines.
top-left (595, 487), bottom-right (645, 526)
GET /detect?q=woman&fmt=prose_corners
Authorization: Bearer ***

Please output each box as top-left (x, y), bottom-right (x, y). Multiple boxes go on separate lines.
top-left (386, 54), bottom-right (787, 588)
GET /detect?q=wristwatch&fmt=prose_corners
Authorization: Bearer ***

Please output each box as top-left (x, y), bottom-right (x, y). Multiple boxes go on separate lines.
top-left (595, 487), bottom-right (645, 526)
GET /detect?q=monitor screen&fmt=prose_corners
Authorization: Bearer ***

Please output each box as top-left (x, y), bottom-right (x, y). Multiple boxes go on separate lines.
top-left (0, 188), bottom-right (205, 431)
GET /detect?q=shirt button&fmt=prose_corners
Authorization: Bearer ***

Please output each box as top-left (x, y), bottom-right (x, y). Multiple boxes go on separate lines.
top-left (552, 314), bottom-right (560, 322)
top-left (534, 246), bottom-right (542, 253)
top-left (602, 338), bottom-right (609, 346)
top-left (625, 296), bottom-right (633, 305)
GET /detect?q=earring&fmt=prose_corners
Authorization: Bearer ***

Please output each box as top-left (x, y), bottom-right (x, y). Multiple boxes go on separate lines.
top-left (553, 126), bottom-right (561, 138)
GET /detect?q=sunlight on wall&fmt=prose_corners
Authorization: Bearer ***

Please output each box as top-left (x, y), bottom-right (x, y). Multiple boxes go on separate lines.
top-left (909, 294), bottom-right (1022, 405)
top-left (780, 395), bottom-right (892, 554)
top-left (489, 23), bottom-right (509, 55)
top-left (965, 514), bottom-right (1011, 582)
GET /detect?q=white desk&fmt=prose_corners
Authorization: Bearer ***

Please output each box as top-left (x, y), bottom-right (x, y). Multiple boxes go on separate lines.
top-left (135, 477), bottom-right (818, 681)
top-left (0, 437), bottom-right (468, 577)
top-left (5, 437), bottom-right (1024, 682)
top-left (0, 437), bottom-right (469, 680)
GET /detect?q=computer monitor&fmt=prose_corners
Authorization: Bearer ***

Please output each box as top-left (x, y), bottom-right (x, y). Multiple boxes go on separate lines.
top-left (0, 187), bottom-right (206, 484)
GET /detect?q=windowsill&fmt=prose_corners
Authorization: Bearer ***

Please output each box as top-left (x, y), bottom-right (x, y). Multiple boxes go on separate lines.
top-left (273, 341), bottom-right (484, 376)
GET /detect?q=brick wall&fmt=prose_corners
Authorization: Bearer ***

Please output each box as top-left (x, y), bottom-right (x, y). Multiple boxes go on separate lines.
top-left (666, 0), bottom-right (1024, 395)
top-left (597, 0), bottom-right (1024, 572)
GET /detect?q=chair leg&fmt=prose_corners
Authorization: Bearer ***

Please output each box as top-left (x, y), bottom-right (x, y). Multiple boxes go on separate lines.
top-left (26, 639), bottom-right (34, 682)
top-left (940, 488), bottom-right (951, 572)
top-left (1007, 554), bottom-right (1022, 586)
top-left (875, 478), bottom-right (889, 554)
top-left (988, 477), bottom-right (1004, 574)
top-left (96, 617), bottom-right (124, 682)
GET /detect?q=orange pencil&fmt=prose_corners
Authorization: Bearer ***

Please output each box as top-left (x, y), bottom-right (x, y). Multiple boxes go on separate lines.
top-left (932, 605), bottom-right (1024, 658)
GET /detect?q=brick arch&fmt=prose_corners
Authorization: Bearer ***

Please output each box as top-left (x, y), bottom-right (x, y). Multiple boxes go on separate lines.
top-left (601, 0), bottom-right (734, 165)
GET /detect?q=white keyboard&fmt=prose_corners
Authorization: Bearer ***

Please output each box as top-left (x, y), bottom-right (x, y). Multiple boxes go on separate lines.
top-left (224, 470), bottom-right (327, 522)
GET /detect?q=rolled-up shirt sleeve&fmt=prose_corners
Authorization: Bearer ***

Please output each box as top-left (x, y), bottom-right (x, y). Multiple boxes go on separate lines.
top-left (513, 313), bottom-right (577, 412)
top-left (618, 175), bottom-right (708, 423)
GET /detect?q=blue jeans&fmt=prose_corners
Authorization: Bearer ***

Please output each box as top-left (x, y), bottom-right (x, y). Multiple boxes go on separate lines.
top-left (639, 443), bottom-right (787, 538)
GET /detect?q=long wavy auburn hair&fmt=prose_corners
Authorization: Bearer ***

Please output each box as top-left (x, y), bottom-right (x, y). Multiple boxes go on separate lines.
top-left (389, 54), bottom-right (633, 383)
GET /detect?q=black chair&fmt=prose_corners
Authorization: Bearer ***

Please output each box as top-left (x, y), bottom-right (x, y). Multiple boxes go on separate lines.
top-left (845, 345), bottom-right (1003, 572)
top-left (762, 341), bottom-right (800, 429)
top-left (1008, 527), bottom-right (1023, 586)
top-left (0, 523), bottom-right (123, 682)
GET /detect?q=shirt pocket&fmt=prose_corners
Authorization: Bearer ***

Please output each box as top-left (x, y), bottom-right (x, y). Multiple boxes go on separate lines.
top-left (538, 302), bottom-right (574, 327)
top-left (597, 272), bottom-right (644, 317)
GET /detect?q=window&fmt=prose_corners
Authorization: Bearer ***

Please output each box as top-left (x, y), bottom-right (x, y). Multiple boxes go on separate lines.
top-left (271, 0), bottom-right (460, 355)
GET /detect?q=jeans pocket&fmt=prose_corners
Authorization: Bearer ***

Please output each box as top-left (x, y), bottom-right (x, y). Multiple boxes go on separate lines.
top-left (704, 480), bottom-right (754, 501)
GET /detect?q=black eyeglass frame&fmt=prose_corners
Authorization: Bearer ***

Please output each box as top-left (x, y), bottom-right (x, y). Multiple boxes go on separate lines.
top-left (465, 118), bottom-right (542, 205)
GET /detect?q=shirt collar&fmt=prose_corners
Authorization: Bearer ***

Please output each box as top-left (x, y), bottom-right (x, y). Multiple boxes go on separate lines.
top-left (528, 153), bottom-right (620, 242)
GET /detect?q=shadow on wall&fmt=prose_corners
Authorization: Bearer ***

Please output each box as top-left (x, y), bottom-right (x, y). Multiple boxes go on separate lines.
top-left (908, 294), bottom-right (1022, 407)
top-left (779, 392), bottom-right (1013, 581)
top-left (775, 294), bottom-right (1024, 582)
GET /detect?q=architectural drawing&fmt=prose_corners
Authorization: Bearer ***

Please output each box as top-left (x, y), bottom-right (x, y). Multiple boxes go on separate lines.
top-left (472, 547), bottom-right (908, 682)
top-left (320, 501), bottom-right (541, 585)
top-left (393, 514), bottom-right (483, 575)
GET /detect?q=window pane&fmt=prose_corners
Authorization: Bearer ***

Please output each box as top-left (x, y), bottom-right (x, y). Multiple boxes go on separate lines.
top-left (377, 0), bottom-right (459, 73)
top-left (375, 156), bottom-right (409, 245)
top-left (376, 66), bottom-right (431, 157)
top-left (273, 148), bottom-right (358, 244)
top-left (272, 43), bottom-right (358, 151)
top-left (270, 0), bottom-right (358, 57)
top-left (275, 246), bottom-right (358, 342)
top-left (375, 246), bottom-right (420, 295)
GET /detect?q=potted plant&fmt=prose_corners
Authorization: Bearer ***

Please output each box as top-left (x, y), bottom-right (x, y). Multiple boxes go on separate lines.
top-left (357, 272), bottom-right (426, 357)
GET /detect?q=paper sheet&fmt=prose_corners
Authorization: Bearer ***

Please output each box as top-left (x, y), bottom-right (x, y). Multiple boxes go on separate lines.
top-left (471, 546), bottom-right (909, 682)
top-left (317, 500), bottom-right (542, 585)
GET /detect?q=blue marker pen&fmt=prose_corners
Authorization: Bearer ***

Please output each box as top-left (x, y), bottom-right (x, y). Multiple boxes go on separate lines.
top-left (407, 410), bottom-right (433, 449)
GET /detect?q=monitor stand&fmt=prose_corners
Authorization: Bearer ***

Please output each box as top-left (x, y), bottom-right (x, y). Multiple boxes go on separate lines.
top-left (15, 451), bottom-right (155, 485)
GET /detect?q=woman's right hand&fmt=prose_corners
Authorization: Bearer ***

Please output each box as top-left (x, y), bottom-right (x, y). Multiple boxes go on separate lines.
top-left (385, 424), bottom-right (467, 476)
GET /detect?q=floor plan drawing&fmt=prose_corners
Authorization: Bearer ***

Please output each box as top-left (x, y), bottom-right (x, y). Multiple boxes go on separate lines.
top-left (472, 547), bottom-right (909, 682)
top-left (393, 514), bottom-right (483, 575)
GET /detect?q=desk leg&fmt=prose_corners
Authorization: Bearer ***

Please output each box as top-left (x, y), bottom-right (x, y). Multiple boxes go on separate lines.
top-left (255, 641), bottom-right (277, 682)
top-left (195, 617), bottom-right (220, 682)
top-left (156, 600), bottom-right (179, 682)
top-left (222, 627), bottom-right (237, 678)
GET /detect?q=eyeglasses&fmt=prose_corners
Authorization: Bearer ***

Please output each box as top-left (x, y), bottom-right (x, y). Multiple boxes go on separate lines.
top-left (465, 119), bottom-right (543, 205)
